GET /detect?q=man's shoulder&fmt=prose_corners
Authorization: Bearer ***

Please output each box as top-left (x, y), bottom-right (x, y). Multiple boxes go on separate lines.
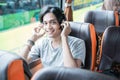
top-left (36, 37), bottom-right (50, 46)
top-left (68, 36), bottom-right (84, 45)
top-left (68, 36), bottom-right (84, 42)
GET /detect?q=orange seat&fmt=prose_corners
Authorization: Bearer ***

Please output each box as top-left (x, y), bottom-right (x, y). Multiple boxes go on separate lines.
top-left (98, 26), bottom-right (120, 79)
top-left (0, 50), bottom-right (32, 80)
top-left (84, 10), bottom-right (119, 67)
top-left (69, 22), bottom-right (97, 70)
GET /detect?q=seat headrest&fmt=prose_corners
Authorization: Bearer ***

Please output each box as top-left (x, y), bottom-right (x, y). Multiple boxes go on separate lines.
top-left (84, 10), bottom-right (118, 33)
top-left (69, 22), bottom-right (91, 39)
top-left (31, 67), bottom-right (118, 80)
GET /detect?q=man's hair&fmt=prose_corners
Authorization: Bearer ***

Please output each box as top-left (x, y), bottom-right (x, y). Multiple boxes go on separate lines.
top-left (102, 0), bottom-right (120, 11)
top-left (39, 5), bottom-right (66, 25)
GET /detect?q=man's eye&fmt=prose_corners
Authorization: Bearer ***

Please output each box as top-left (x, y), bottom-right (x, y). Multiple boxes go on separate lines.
top-left (43, 22), bottom-right (47, 25)
top-left (51, 21), bottom-right (57, 24)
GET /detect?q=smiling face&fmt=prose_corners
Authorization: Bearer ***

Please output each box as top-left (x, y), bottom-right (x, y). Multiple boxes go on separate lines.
top-left (43, 12), bottom-right (62, 38)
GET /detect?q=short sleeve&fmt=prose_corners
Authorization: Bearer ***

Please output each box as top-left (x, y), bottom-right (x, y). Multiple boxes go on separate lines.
top-left (28, 45), bottom-right (40, 61)
top-left (70, 39), bottom-right (86, 65)
top-left (28, 39), bottom-right (43, 62)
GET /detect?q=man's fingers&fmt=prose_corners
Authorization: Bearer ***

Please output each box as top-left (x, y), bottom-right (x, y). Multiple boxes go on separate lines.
top-left (34, 27), bottom-right (40, 33)
top-left (38, 32), bottom-right (46, 38)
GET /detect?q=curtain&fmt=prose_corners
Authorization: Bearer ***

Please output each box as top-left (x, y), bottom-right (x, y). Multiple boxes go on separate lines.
top-left (64, 0), bottom-right (73, 21)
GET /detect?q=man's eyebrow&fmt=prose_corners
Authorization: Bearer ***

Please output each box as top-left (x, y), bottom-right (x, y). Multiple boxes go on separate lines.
top-left (43, 19), bottom-right (57, 22)
top-left (49, 19), bottom-right (57, 21)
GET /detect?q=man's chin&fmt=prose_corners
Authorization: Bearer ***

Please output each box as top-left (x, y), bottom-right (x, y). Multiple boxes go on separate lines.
top-left (47, 35), bottom-right (54, 38)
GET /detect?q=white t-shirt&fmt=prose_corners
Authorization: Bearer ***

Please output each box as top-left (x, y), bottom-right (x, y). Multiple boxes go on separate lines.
top-left (28, 36), bottom-right (86, 67)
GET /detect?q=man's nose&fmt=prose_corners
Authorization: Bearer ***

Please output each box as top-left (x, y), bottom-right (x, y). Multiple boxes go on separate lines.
top-left (46, 23), bottom-right (52, 29)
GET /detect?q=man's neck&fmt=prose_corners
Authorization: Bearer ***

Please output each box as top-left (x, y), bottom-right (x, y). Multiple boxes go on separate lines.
top-left (51, 36), bottom-right (62, 49)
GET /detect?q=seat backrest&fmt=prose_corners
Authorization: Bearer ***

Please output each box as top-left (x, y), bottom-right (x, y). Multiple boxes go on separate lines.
top-left (0, 50), bottom-right (32, 80)
top-left (84, 10), bottom-right (119, 66)
top-left (31, 67), bottom-right (119, 80)
top-left (99, 26), bottom-right (120, 70)
top-left (69, 22), bottom-right (97, 70)
top-left (84, 10), bottom-right (119, 33)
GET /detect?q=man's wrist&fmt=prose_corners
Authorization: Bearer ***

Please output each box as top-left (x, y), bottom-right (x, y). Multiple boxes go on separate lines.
top-left (61, 35), bottom-right (68, 39)
top-left (27, 40), bottom-right (35, 46)
top-left (25, 40), bottom-right (35, 51)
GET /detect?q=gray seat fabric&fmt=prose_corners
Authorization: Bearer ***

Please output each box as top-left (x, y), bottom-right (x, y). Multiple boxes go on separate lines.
top-left (31, 67), bottom-right (119, 80)
top-left (84, 10), bottom-right (117, 33)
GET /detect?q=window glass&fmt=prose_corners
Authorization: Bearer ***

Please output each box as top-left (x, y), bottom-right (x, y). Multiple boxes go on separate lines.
top-left (0, 0), bottom-right (104, 53)
top-left (73, 0), bottom-right (103, 22)
top-left (42, 0), bottom-right (60, 7)
top-left (0, 0), bottom-right (60, 15)
top-left (0, 0), bottom-right (61, 53)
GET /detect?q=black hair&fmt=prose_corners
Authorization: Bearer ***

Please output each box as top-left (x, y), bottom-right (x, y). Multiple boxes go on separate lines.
top-left (39, 5), bottom-right (66, 25)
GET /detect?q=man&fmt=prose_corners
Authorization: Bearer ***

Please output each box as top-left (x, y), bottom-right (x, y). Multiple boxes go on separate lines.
top-left (21, 5), bottom-right (86, 73)
top-left (102, 0), bottom-right (120, 11)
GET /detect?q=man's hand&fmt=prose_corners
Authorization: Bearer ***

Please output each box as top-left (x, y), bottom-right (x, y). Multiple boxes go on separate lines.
top-left (30, 23), bottom-right (46, 42)
top-left (61, 21), bottom-right (71, 37)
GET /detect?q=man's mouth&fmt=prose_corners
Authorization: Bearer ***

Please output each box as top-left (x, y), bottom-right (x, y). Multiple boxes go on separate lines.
top-left (46, 30), bottom-right (54, 34)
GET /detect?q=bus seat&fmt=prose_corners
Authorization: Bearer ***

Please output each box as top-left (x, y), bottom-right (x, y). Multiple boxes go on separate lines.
top-left (31, 67), bottom-right (118, 80)
top-left (69, 22), bottom-right (97, 71)
top-left (98, 26), bottom-right (120, 79)
top-left (84, 10), bottom-right (119, 66)
top-left (0, 50), bottom-right (32, 80)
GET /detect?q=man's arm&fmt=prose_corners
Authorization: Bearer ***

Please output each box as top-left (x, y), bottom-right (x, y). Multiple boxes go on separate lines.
top-left (20, 24), bottom-right (45, 63)
top-left (62, 36), bottom-right (82, 68)
top-left (61, 21), bottom-right (83, 68)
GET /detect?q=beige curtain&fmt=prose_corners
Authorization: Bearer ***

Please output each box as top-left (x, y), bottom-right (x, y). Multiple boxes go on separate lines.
top-left (64, 0), bottom-right (73, 21)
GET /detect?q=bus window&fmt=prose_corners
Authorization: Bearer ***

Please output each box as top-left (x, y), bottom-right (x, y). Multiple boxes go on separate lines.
top-left (0, 0), bottom-right (61, 53)
top-left (0, 0), bottom-right (103, 53)
top-left (42, 0), bottom-right (60, 7)
top-left (31, 0), bottom-right (61, 22)
top-left (73, 0), bottom-right (103, 22)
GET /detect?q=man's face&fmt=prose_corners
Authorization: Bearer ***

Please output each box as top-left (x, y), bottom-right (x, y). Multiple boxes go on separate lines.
top-left (43, 13), bottom-right (61, 38)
